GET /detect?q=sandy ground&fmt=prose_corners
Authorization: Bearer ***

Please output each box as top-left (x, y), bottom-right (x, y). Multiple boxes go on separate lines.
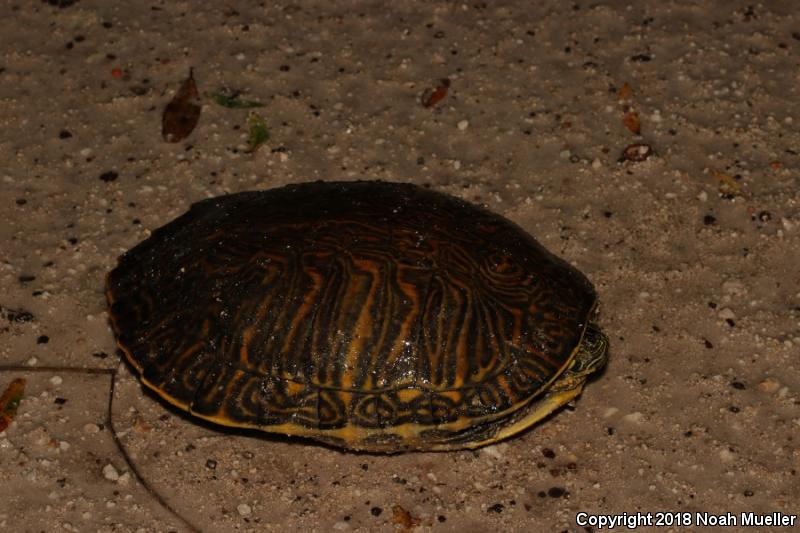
top-left (1, 1), bottom-right (799, 531)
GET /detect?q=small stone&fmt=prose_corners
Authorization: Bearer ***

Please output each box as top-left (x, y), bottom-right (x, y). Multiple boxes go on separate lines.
top-left (333, 522), bottom-right (349, 530)
top-left (487, 503), bottom-right (504, 513)
top-left (83, 423), bottom-right (99, 434)
top-left (50, 376), bottom-right (63, 386)
top-left (722, 281), bottom-right (747, 296)
top-left (603, 407), bottom-right (619, 418)
top-left (757, 378), bottom-right (780, 394)
top-left (457, 119), bottom-right (469, 131)
top-left (237, 503), bottom-right (252, 516)
top-left (481, 443), bottom-right (508, 459)
top-left (623, 412), bottom-right (645, 424)
top-left (718, 308), bottom-right (736, 320)
top-left (719, 448), bottom-right (735, 462)
top-left (103, 464), bottom-right (119, 481)
top-left (591, 158), bottom-right (602, 169)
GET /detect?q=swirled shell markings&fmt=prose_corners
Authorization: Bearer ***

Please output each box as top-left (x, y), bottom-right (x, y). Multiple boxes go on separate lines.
top-left (106, 181), bottom-right (596, 450)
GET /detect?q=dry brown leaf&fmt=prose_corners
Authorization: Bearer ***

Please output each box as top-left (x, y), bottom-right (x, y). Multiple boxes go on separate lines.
top-left (421, 78), bottom-right (450, 108)
top-left (618, 82), bottom-right (633, 100)
top-left (162, 69), bottom-right (201, 142)
top-left (0, 377), bottom-right (26, 432)
top-left (623, 111), bottom-right (641, 135)
top-left (392, 504), bottom-right (421, 529)
top-left (711, 169), bottom-right (742, 197)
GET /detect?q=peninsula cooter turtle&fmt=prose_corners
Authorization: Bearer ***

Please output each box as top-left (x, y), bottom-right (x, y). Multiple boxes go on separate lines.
top-left (106, 180), bottom-right (608, 452)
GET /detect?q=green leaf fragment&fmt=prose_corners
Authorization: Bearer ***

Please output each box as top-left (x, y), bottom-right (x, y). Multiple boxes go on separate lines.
top-left (247, 113), bottom-right (270, 153)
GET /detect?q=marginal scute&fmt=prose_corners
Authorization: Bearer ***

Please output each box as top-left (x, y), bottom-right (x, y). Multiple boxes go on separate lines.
top-left (106, 180), bottom-right (602, 451)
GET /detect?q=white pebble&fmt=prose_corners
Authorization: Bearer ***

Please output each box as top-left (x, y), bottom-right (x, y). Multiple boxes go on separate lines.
top-left (457, 119), bottom-right (469, 131)
top-left (481, 442), bottom-right (508, 459)
top-left (237, 503), bottom-right (252, 516)
top-left (623, 412), bottom-right (645, 424)
top-left (333, 522), bottom-right (350, 530)
top-left (719, 448), bottom-right (735, 462)
top-left (603, 407), bottom-right (619, 418)
top-left (50, 376), bottom-right (63, 386)
top-left (697, 191), bottom-right (708, 202)
top-left (103, 464), bottom-right (119, 481)
top-left (718, 308), bottom-right (736, 320)
top-left (591, 158), bottom-right (602, 169)
top-left (722, 281), bottom-right (747, 296)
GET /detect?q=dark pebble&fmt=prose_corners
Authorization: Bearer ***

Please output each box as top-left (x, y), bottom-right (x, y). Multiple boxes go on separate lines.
top-left (542, 448), bottom-right (556, 459)
top-left (54, 397), bottom-right (68, 405)
top-left (703, 215), bottom-right (717, 225)
top-left (16, 198), bottom-right (27, 205)
top-left (370, 507), bottom-right (382, 517)
top-left (547, 487), bottom-right (566, 498)
top-left (743, 490), bottom-right (754, 497)
top-left (630, 53), bottom-right (652, 62)
top-left (731, 381), bottom-right (746, 390)
top-left (37, 335), bottom-right (49, 344)
top-left (43, 0), bottom-right (78, 7)
top-left (99, 171), bottom-right (119, 182)
top-left (5, 308), bottom-right (36, 322)
top-left (19, 275), bottom-right (36, 282)
top-left (205, 459), bottom-right (217, 470)
top-left (487, 503), bottom-right (504, 513)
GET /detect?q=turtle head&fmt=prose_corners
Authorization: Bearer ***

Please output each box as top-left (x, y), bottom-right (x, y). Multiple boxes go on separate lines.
top-left (550, 323), bottom-right (608, 393)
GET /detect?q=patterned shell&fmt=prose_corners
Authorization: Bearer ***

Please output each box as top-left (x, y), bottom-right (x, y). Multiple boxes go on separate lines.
top-left (106, 181), bottom-right (597, 450)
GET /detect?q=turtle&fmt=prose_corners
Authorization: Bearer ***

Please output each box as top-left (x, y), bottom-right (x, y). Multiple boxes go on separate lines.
top-left (106, 180), bottom-right (608, 452)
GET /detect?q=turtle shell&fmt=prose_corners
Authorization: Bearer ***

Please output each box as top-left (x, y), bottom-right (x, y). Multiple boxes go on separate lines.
top-left (106, 180), bottom-right (598, 451)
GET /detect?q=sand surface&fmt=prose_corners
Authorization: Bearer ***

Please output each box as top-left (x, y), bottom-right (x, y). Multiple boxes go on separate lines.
top-left (1, 1), bottom-right (798, 531)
